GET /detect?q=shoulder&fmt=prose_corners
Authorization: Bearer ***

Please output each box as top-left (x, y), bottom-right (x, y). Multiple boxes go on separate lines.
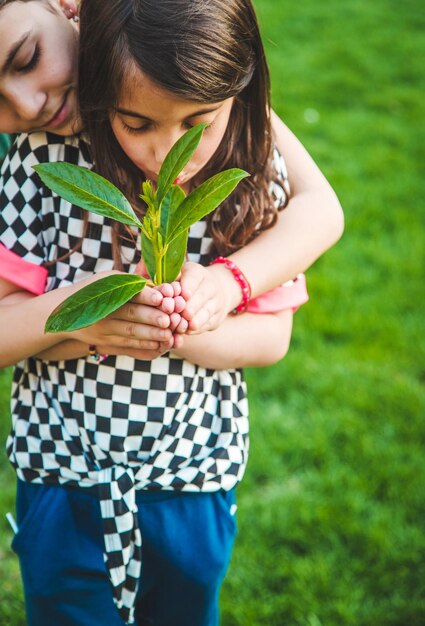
top-left (1, 132), bottom-right (93, 202)
top-left (6, 132), bottom-right (92, 171)
top-left (0, 132), bottom-right (93, 223)
top-left (0, 133), bottom-right (93, 265)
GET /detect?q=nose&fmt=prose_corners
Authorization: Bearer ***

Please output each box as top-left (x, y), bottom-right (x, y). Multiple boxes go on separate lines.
top-left (153, 129), bottom-right (186, 168)
top-left (4, 82), bottom-right (47, 123)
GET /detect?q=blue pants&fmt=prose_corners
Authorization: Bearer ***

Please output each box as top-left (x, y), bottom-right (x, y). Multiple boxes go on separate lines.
top-left (12, 480), bottom-right (237, 626)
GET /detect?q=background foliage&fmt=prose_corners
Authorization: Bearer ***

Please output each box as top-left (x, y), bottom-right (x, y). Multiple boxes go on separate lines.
top-left (1, 0), bottom-right (424, 624)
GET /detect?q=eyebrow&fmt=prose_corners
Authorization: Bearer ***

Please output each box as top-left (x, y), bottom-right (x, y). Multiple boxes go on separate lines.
top-left (114, 105), bottom-right (222, 120)
top-left (1, 31), bottom-right (32, 76)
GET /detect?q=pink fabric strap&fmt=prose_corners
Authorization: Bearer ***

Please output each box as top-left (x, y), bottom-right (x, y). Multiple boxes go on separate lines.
top-left (246, 273), bottom-right (308, 314)
top-left (0, 244), bottom-right (48, 295)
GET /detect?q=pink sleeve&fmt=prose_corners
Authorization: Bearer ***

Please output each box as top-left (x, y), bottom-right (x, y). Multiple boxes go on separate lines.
top-left (0, 243), bottom-right (48, 295)
top-left (245, 273), bottom-right (308, 314)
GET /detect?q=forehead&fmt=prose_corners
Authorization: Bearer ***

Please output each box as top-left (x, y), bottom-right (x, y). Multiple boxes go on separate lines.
top-left (0, 1), bottom-right (60, 61)
top-left (0, 1), bottom-right (55, 28)
top-left (119, 67), bottom-right (200, 114)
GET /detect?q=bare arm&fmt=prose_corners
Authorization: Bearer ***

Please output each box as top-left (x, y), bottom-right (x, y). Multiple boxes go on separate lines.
top-left (173, 309), bottom-right (293, 370)
top-left (0, 274), bottom-right (182, 368)
top-left (180, 113), bottom-right (344, 331)
top-left (232, 111), bottom-right (344, 295)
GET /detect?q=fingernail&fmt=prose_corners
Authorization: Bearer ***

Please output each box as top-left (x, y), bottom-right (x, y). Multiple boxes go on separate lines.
top-left (162, 297), bottom-right (174, 311)
top-left (174, 296), bottom-right (186, 312)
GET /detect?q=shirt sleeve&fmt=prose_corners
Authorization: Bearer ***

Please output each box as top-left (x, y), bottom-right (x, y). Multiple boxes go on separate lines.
top-left (245, 273), bottom-right (309, 314)
top-left (0, 133), bottom-right (50, 291)
top-left (0, 243), bottom-right (48, 294)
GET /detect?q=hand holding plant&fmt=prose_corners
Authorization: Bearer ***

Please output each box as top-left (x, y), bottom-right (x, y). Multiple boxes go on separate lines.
top-left (34, 124), bottom-right (248, 334)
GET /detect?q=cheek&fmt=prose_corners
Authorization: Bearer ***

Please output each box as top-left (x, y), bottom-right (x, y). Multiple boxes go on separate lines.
top-left (42, 53), bottom-right (73, 87)
top-left (47, 31), bottom-right (78, 85)
top-left (113, 129), bottom-right (147, 166)
top-left (195, 131), bottom-right (227, 168)
top-left (114, 128), bottom-right (130, 155)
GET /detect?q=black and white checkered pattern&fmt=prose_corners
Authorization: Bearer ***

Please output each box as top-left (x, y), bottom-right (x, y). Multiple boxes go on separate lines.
top-left (0, 132), bottom-right (289, 624)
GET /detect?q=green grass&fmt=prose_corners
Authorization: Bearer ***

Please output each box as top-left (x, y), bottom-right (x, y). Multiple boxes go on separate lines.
top-left (0, 368), bottom-right (23, 624)
top-left (1, 0), bottom-right (424, 623)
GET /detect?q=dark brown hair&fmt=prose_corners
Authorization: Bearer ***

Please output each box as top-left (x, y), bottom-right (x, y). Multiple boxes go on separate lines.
top-left (79, 0), bottom-right (285, 267)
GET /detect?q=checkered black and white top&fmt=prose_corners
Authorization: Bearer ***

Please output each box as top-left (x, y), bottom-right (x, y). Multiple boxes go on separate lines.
top-left (0, 131), bottom-right (290, 623)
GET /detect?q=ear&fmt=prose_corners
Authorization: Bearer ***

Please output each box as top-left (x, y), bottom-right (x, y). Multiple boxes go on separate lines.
top-left (58, 0), bottom-right (79, 20)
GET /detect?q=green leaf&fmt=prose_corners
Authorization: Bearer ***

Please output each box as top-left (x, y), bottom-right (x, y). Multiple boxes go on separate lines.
top-left (167, 168), bottom-right (249, 241)
top-left (45, 274), bottom-right (146, 333)
top-left (34, 162), bottom-right (142, 227)
top-left (163, 229), bottom-right (188, 283)
top-left (156, 124), bottom-right (207, 206)
top-left (160, 185), bottom-right (186, 241)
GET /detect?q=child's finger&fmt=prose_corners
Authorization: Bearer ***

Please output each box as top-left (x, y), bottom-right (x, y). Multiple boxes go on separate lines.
top-left (181, 288), bottom-right (211, 321)
top-left (131, 285), bottom-right (163, 307)
top-left (112, 302), bottom-right (170, 330)
top-left (179, 262), bottom-right (204, 300)
top-left (175, 317), bottom-right (189, 334)
top-left (185, 305), bottom-right (212, 332)
top-left (171, 333), bottom-right (185, 350)
top-left (157, 338), bottom-right (175, 352)
top-left (157, 283), bottom-right (174, 298)
top-left (115, 321), bottom-right (173, 343)
top-left (171, 281), bottom-right (182, 297)
top-left (161, 296), bottom-right (175, 314)
top-left (115, 338), bottom-right (174, 360)
top-left (169, 312), bottom-right (181, 331)
top-left (173, 295), bottom-right (186, 313)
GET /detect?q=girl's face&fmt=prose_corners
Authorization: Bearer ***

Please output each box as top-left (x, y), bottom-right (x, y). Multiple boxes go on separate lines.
top-left (0, 0), bottom-right (80, 135)
top-left (110, 69), bottom-right (234, 192)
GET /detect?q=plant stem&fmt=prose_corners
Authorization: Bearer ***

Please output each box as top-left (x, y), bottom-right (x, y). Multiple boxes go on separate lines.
top-left (153, 236), bottom-right (163, 285)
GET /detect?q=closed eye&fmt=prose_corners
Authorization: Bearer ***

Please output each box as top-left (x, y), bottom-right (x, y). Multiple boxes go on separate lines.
top-left (18, 45), bottom-right (41, 74)
top-left (121, 121), bottom-right (150, 134)
top-left (120, 120), bottom-right (211, 135)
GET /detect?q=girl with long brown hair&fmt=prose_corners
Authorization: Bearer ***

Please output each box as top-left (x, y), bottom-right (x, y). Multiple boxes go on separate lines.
top-left (0, 1), bottom-right (343, 624)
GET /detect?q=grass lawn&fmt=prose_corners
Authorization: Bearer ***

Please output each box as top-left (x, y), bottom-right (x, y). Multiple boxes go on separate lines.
top-left (1, 0), bottom-right (424, 624)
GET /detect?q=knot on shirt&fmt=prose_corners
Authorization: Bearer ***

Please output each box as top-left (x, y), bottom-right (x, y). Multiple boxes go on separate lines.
top-left (98, 465), bottom-right (142, 625)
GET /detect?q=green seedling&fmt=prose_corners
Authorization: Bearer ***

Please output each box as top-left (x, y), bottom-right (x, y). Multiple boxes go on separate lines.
top-left (34, 124), bottom-right (248, 333)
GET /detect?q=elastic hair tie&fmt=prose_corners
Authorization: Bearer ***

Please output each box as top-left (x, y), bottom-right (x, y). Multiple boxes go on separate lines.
top-left (88, 345), bottom-right (108, 363)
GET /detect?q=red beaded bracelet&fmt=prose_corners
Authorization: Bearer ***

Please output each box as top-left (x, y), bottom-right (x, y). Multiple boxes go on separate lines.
top-left (210, 256), bottom-right (252, 314)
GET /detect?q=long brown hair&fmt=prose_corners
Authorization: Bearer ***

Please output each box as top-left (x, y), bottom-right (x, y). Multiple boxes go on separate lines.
top-left (78, 0), bottom-right (285, 266)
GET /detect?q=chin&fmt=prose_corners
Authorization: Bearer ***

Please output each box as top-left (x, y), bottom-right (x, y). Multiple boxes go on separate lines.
top-left (46, 118), bottom-right (81, 137)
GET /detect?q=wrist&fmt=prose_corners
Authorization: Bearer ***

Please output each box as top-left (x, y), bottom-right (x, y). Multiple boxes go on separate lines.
top-left (210, 256), bottom-right (251, 314)
top-left (206, 263), bottom-right (240, 314)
